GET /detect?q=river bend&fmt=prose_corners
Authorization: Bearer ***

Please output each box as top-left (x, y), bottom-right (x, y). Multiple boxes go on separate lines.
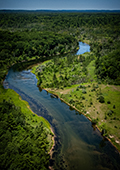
top-left (3, 42), bottom-right (120, 170)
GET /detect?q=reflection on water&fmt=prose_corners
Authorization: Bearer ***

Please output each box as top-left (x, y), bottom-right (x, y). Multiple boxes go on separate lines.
top-left (3, 42), bottom-right (120, 170)
top-left (76, 42), bottom-right (90, 55)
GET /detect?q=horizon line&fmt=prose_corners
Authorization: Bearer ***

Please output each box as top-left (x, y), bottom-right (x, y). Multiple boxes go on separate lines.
top-left (0, 9), bottom-right (120, 11)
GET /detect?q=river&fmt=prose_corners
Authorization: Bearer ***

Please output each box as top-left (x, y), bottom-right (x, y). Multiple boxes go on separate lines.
top-left (3, 42), bottom-right (120, 170)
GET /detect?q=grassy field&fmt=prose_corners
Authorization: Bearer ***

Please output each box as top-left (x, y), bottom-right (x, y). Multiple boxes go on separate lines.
top-left (46, 81), bottom-right (120, 152)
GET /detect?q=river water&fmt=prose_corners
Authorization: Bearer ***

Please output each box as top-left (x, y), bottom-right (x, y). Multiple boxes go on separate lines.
top-left (4, 42), bottom-right (120, 170)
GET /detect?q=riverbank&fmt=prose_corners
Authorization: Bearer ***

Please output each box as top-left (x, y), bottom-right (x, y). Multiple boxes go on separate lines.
top-left (2, 54), bottom-right (120, 170)
top-left (41, 85), bottom-right (120, 153)
top-left (0, 57), bottom-right (55, 157)
top-left (30, 40), bottom-right (120, 152)
top-left (31, 58), bottom-right (120, 152)
top-left (0, 84), bottom-right (55, 168)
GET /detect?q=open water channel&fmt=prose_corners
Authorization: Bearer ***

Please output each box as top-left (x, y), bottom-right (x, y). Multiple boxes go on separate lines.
top-left (3, 42), bottom-right (120, 170)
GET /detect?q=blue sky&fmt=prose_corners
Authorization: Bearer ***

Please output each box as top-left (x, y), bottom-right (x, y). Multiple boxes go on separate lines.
top-left (0, 0), bottom-right (120, 10)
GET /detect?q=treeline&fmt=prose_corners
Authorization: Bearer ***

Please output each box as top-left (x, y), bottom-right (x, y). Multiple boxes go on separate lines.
top-left (0, 30), bottom-right (77, 61)
top-left (0, 29), bottom-right (78, 80)
top-left (95, 49), bottom-right (120, 84)
top-left (0, 12), bottom-right (120, 30)
top-left (89, 28), bottom-right (120, 84)
top-left (0, 12), bottom-right (120, 83)
top-left (0, 99), bottom-right (52, 170)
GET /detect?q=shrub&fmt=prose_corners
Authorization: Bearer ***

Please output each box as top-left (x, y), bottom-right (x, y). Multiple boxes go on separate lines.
top-left (98, 95), bottom-right (105, 103)
top-left (61, 86), bottom-right (64, 90)
top-left (95, 84), bottom-right (99, 88)
top-left (104, 115), bottom-right (107, 120)
top-left (107, 110), bottom-right (114, 116)
top-left (82, 89), bottom-right (87, 94)
top-left (89, 98), bottom-right (93, 105)
top-left (90, 102), bottom-right (93, 105)
top-left (101, 129), bottom-right (107, 136)
top-left (78, 85), bottom-right (86, 89)
top-left (98, 81), bottom-right (102, 84)
top-left (92, 118), bottom-right (99, 125)
top-left (82, 96), bottom-right (85, 100)
top-left (107, 101), bottom-right (111, 104)
top-left (113, 105), bottom-right (115, 109)
top-left (60, 94), bottom-right (63, 98)
top-left (69, 99), bottom-right (74, 104)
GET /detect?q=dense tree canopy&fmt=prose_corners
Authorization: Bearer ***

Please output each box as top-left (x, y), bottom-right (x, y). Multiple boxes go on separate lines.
top-left (0, 11), bottom-right (120, 83)
top-left (0, 99), bottom-right (52, 170)
top-left (0, 11), bottom-right (120, 169)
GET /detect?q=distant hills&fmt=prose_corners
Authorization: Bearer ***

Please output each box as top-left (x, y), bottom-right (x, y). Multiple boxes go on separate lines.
top-left (0, 9), bottom-right (120, 13)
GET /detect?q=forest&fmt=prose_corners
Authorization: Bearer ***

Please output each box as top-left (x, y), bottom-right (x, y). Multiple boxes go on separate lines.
top-left (0, 11), bottom-right (120, 168)
top-left (0, 101), bottom-right (50, 169)
top-left (0, 28), bottom-right (78, 80)
top-left (0, 11), bottom-right (120, 83)
top-left (0, 85), bottom-right (53, 170)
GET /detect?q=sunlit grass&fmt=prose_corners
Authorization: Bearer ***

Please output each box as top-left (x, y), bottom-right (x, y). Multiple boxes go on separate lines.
top-left (0, 85), bottom-right (51, 129)
top-left (60, 83), bottom-right (120, 150)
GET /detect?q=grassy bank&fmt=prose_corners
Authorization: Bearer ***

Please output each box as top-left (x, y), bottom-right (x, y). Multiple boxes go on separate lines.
top-left (0, 84), bottom-right (54, 169)
top-left (0, 85), bottom-right (51, 130)
top-left (48, 83), bottom-right (120, 149)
